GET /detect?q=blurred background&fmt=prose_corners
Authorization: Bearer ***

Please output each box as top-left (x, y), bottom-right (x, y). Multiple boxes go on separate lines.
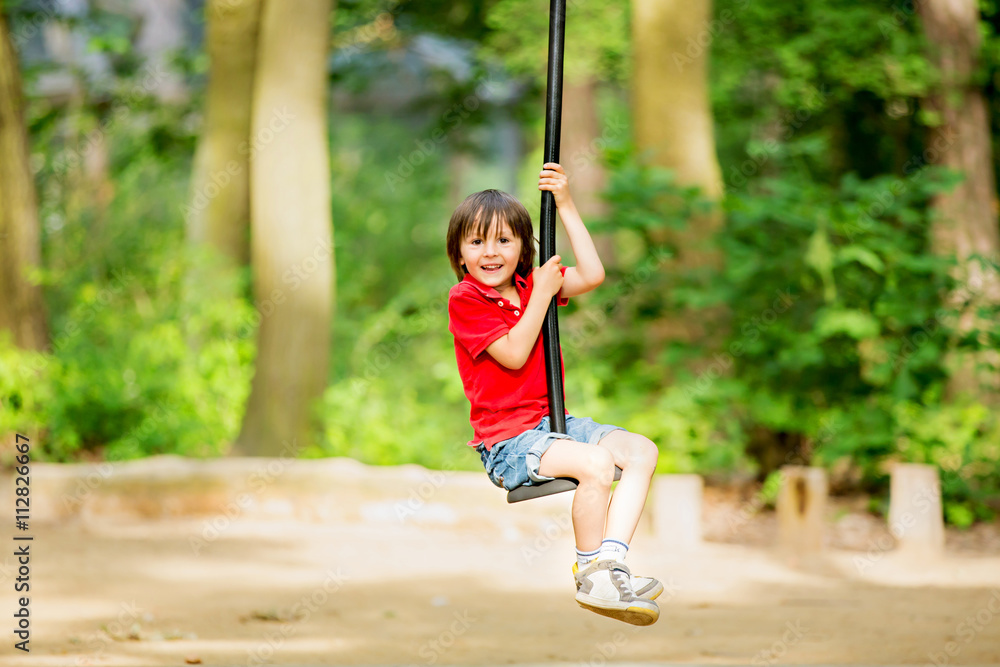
top-left (1, 0), bottom-right (999, 529)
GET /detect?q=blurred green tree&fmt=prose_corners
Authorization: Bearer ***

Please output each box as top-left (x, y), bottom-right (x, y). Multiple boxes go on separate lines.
top-left (631, 0), bottom-right (726, 357)
top-left (185, 0), bottom-right (262, 267)
top-left (916, 0), bottom-right (1000, 401)
top-left (0, 7), bottom-right (47, 351)
top-left (234, 0), bottom-right (335, 456)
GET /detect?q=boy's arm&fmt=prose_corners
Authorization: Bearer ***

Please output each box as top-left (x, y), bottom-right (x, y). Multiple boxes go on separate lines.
top-left (538, 163), bottom-right (605, 298)
top-left (485, 255), bottom-right (564, 370)
top-left (558, 201), bottom-right (605, 298)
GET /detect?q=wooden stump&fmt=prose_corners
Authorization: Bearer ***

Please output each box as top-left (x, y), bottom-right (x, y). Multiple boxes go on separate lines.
top-left (888, 463), bottom-right (944, 555)
top-left (777, 466), bottom-right (827, 552)
top-left (651, 474), bottom-right (703, 548)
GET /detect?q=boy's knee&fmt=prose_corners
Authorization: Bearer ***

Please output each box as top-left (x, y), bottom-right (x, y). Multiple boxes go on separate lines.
top-left (630, 435), bottom-right (659, 471)
top-left (580, 446), bottom-right (616, 486)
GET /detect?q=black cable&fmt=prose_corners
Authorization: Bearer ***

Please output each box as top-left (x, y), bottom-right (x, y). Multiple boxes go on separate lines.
top-left (539, 0), bottom-right (567, 435)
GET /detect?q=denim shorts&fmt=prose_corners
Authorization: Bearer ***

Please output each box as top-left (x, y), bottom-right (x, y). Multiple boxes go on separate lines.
top-left (475, 414), bottom-right (625, 491)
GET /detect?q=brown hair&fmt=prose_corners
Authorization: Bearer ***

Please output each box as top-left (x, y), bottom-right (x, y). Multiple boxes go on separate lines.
top-left (445, 189), bottom-right (536, 281)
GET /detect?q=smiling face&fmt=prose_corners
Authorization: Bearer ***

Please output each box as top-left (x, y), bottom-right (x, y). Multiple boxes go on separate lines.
top-left (446, 189), bottom-right (536, 283)
top-left (459, 217), bottom-right (523, 290)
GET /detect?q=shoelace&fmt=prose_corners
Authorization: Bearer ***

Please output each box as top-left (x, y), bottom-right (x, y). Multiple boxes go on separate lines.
top-left (607, 563), bottom-right (636, 600)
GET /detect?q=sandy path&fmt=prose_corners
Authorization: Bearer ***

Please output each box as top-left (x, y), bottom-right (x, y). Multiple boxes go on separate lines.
top-left (9, 513), bottom-right (1000, 666)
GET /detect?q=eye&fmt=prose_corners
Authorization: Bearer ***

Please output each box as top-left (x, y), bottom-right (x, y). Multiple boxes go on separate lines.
top-left (499, 237), bottom-right (511, 244)
top-left (470, 238), bottom-right (482, 245)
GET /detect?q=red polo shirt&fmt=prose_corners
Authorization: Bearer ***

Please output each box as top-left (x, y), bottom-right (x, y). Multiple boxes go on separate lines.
top-left (449, 268), bottom-right (569, 451)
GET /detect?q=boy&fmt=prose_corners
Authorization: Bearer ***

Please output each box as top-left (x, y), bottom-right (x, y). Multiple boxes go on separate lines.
top-left (446, 163), bottom-right (662, 626)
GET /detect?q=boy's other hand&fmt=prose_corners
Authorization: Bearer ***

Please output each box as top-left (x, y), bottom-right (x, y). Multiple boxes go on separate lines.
top-left (538, 163), bottom-right (574, 209)
top-left (533, 254), bottom-right (564, 299)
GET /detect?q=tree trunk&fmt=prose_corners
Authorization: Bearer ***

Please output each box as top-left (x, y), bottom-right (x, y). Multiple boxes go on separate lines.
top-left (631, 0), bottom-right (724, 345)
top-left (917, 0), bottom-right (1000, 398)
top-left (0, 10), bottom-right (48, 351)
top-left (234, 0), bottom-right (335, 456)
top-left (185, 0), bottom-right (262, 266)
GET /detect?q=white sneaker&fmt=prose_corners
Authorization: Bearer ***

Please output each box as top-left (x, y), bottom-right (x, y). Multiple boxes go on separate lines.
top-left (573, 559), bottom-right (659, 626)
top-left (572, 561), bottom-right (664, 600)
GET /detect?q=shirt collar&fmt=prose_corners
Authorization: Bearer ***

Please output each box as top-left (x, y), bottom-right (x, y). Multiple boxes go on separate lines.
top-left (460, 271), bottom-right (527, 299)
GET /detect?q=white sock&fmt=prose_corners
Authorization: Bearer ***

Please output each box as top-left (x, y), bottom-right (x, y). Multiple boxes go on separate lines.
top-left (598, 538), bottom-right (629, 563)
top-left (576, 547), bottom-right (600, 568)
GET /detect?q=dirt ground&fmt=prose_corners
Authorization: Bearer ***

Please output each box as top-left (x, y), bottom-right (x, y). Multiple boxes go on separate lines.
top-left (8, 484), bottom-right (1000, 666)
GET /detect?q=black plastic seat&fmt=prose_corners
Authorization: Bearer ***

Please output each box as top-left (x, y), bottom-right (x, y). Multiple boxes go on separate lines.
top-left (506, 465), bottom-right (623, 503)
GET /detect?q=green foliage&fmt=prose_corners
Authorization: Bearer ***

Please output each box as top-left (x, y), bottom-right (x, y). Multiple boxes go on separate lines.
top-left (481, 0), bottom-right (630, 84)
top-left (759, 470), bottom-right (784, 508)
top-left (310, 113), bottom-right (484, 467)
top-left (891, 401), bottom-right (1000, 526)
top-left (34, 247), bottom-right (255, 462)
top-left (624, 381), bottom-right (753, 477)
top-left (0, 333), bottom-right (52, 445)
top-left (711, 0), bottom-right (934, 186)
top-left (307, 363), bottom-right (480, 471)
top-left (587, 136), bottom-right (998, 524)
top-left (721, 162), bottom-right (998, 523)
top-left (1, 108), bottom-right (254, 462)
top-left (6, 0), bottom-right (1000, 529)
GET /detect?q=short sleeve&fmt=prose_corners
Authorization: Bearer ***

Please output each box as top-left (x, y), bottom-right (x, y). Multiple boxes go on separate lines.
top-left (449, 289), bottom-right (509, 358)
top-left (557, 265), bottom-right (569, 306)
top-left (525, 265), bottom-right (570, 306)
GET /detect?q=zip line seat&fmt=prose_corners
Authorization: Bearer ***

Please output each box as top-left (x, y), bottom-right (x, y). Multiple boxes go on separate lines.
top-left (506, 465), bottom-right (623, 503)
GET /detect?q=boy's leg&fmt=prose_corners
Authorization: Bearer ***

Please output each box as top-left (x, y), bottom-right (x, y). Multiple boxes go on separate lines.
top-left (537, 439), bottom-right (616, 552)
top-left (541, 437), bottom-right (660, 625)
top-left (596, 430), bottom-right (659, 544)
